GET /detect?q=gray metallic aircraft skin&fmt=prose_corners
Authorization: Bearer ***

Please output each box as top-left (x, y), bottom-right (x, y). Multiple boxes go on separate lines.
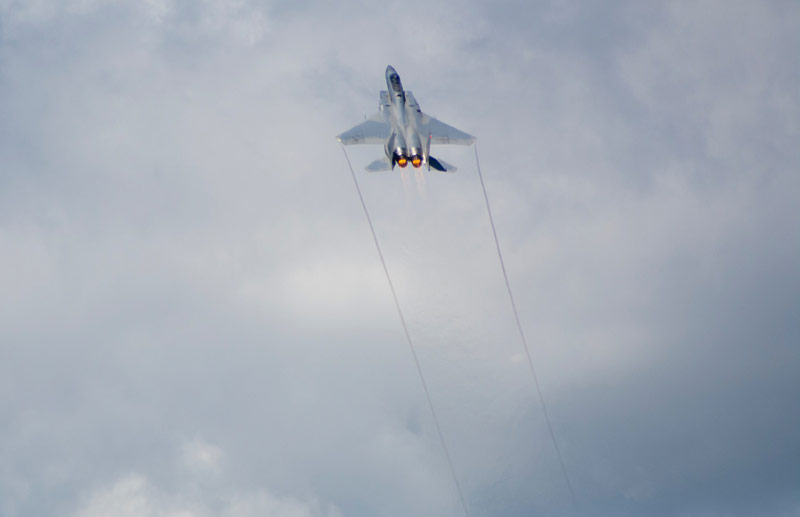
top-left (337, 65), bottom-right (475, 172)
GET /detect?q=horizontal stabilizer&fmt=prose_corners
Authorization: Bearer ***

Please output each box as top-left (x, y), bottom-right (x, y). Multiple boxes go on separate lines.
top-left (365, 157), bottom-right (392, 172)
top-left (428, 156), bottom-right (457, 173)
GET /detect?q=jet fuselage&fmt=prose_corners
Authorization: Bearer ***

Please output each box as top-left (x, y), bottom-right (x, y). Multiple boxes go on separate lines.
top-left (384, 65), bottom-right (425, 169)
top-left (336, 65), bottom-right (474, 172)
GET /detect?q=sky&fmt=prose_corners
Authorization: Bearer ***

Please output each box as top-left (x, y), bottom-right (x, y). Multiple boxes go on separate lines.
top-left (1, 1), bottom-right (799, 516)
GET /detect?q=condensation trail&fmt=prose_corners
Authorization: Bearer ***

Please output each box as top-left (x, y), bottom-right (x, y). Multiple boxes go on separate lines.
top-left (401, 168), bottom-right (411, 194)
top-left (340, 144), bottom-right (471, 517)
top-left (473, 144), bottom-right (577, 508)
top-left (414, 167), bottom-right (426, 196)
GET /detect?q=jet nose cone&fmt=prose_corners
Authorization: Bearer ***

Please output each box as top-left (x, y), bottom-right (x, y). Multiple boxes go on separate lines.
top-left (386, 65), bottom-right (397, 76)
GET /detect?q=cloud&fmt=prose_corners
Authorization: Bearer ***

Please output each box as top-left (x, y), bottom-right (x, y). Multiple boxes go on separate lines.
top-left (1, 1), bottom-right (798, 516)
top-left (74, 472), bottom-right (342, 517)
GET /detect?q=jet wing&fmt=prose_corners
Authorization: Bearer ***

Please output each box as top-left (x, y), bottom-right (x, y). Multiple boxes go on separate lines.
top-left (420, 114), bottom-right (476, 145)
top-left (337, 112), bottom-right (391, 145)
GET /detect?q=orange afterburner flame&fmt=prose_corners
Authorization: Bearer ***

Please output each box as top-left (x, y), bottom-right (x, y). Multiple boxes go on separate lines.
top-left (411, 156), bottom-right (422, 168)
top-left (397, 157), bottom-right (408, 167)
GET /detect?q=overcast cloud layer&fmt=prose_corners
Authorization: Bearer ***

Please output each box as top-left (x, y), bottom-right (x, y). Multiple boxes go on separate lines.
top-left (1, 1), bottom-right (799, 516)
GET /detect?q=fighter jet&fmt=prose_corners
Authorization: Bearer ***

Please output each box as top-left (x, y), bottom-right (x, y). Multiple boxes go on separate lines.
top-left (337, 65), bottom-right (475, 172)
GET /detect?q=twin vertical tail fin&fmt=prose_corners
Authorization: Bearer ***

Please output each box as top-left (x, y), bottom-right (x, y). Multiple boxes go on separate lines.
top-left (424, 131), bottom-right (456, 172)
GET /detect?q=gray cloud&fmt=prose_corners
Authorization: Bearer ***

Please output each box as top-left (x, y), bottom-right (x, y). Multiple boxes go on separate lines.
top-left (1, 1), bottom-right (798, 515)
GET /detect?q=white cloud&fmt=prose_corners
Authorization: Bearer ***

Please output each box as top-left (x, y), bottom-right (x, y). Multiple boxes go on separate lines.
top-left (182, 438), bottom-right (224, 474)
top-left (74, 473), bottom-right (341, 517)
top-left (74, 475), bottom-right (157, 517)
top-left (1, 1), bottom-right (798, 516)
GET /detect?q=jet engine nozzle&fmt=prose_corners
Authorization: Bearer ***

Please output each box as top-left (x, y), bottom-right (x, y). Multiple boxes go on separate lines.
top-left (410, 155), bottom-right (422, 168)
top-left (393, 148), bottom-right (409, 168)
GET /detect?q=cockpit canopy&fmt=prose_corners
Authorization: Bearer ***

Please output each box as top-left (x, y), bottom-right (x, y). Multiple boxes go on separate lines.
top-left (389, 74), bottom-right (403, 92)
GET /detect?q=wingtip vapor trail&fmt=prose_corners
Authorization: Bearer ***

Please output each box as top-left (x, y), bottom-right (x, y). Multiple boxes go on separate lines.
top-left (340, 143), bottom-right (472, 516)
